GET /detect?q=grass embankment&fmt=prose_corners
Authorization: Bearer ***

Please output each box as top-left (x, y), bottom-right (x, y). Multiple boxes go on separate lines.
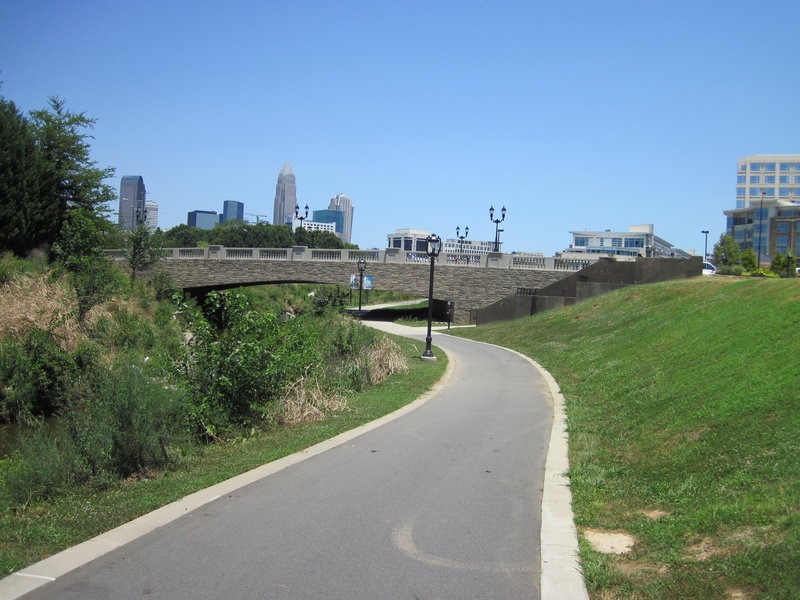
top-left (0, 335), bottom-right (446, 576)
top-left (451, 277), bottom-right (799, 600)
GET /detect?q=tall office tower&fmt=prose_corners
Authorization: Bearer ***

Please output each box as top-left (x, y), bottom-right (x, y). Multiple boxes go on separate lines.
top-left (118, 176), bottom-right (147, 230)
top-left (328, 193), bottom-right (354, 243)
top-left (273, 163), bottom-right (297, 226)
top-left (221, 200), bottom-right (244, 223)
top-left (145, 201), bottom-right (159, 232)
top-left (724, 154), bottom-right (800, 260)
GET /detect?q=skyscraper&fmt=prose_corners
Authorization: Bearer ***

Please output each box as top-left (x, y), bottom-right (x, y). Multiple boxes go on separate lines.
top-left (329, 193), bottom-right (354, 243)
top-left (273, 163), bottom-right (297, 226)
top-left (221, 200), bottom-right (244, 223)
top-left (118, 176), bottom-right (146, 230)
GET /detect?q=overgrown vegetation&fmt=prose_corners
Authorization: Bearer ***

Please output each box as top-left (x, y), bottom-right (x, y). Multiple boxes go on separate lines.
top-left (451, 277), bottom-right (800, 599)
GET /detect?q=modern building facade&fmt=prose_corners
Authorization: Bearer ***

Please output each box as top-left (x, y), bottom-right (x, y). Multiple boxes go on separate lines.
top-left (221, 200), bottom-right (244, 223)
top-left (118, 176), bottom-right (147, 230)
top-left (273, 163), bottom-right (297, 227)
top-left (144, 201), bottom-right (159, 232)
top-left (292, 219), bottom-right (336, 234)
top-left (328, 194), bottom-right (353, 243)
top-left (188, 210), bottom-right (219, 230)
top-left (724, 154), bottom-right (800, 261)
top-left (442, 237), bottom-right (496, 255)
top-left (387, 229), bottom-right (433, 253)
top-left (313, 209), bottom-right (344, 237)
top-left (565, 225), bottom-right (691, 259)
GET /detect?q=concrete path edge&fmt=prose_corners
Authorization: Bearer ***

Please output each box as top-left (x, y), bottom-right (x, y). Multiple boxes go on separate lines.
top-left (445, 334), bottom-right (590, 600)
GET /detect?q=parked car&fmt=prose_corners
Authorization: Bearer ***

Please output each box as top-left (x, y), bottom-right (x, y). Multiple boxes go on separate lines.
top-left (702, 262), bottom-right (717, 275)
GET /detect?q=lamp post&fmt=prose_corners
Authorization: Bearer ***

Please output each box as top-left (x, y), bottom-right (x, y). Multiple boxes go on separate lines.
top-left (456, 225), bottom-right (469, 256)
top-left (135, 204), bottom-right (148, 228)
top-left (489, 205), bottom-right (506, 252)
top-left (421, 233), bottom-right (442, 361)
top-left (756, 191), bottom-right (765, 267)
top-left (701, 230), bottom-right (709, 260)
top-left (294, 204), bottom-right (309, 228)
top-left (356, 257), bottom-right (367, 315)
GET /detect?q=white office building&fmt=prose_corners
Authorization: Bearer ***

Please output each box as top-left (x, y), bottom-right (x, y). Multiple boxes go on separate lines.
top-left (565, 225), bottom-right (690, 259)
top-left (724, 154), bottom-right (800, 260)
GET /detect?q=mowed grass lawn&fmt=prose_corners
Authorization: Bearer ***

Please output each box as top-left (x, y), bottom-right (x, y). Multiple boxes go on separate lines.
top-left (451, 276), bottom-right (800, 600)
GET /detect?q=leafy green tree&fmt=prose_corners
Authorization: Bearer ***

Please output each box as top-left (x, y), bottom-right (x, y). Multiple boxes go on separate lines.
top-left (29, 98), bottom-right (115, 248)
top-left (741, 247), bottom-right (757, 272)
top-left (124, 224), bottom-right (164, 283)
top-left (712, 234), bottom-right (741, 267)
top-left (769, 251), bottom-right (795, 277)
top-left (52, 209), bottom-right (118, 320)
top-left (0, 97), bottom-right (46, 255)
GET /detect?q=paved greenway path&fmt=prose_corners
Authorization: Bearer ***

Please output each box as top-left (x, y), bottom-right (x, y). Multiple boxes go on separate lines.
top-left (6, 324), bottom-right (587, 600)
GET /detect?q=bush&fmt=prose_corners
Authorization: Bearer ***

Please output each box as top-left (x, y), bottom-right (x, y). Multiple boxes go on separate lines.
top-left (61, 361), bottom-right (181, 480)
top-left (717, 264), bottom-right (744, 276)
top-left (0, 328), bottom-right (75, 422)
top-left (175, 291), bottom-right (320, 438)
top-left (0, 424), bottom-right (79, 507)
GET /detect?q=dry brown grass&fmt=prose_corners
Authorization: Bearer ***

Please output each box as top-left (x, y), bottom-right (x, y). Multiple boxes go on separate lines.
top-left (365, 336), bottom-right (408, 383)
top-left (0, 272), bottom-right (83, 351)
top-left (279, 375), bottom-right (348, 426)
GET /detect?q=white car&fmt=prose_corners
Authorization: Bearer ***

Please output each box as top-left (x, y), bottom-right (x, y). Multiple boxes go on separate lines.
top-left (702, 262), bottom-right (717, 275)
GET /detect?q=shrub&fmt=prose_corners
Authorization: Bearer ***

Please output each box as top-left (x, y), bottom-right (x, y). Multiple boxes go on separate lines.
top-left (717, 264), bottom-right (744, 276)
top-left (0, 424), bottom-right (79, 508)
top-left (61, 361), bottom-right (181, 480)
top-left (175, 291), bottom-right (320, 438)
top-left (0, 328), bottom-right (76, 422)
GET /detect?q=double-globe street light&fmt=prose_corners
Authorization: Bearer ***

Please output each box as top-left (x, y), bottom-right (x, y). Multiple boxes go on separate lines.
top-left (456, 225), bottom-right (469, 255)
top-left (489, 205), bottom-right (507, 252)
top-left (356, 257), bottom-right (367, 315)
top-left (294, 204), bottom-right (309, 227)
top-left (421, 233), bottom-right (442, 361)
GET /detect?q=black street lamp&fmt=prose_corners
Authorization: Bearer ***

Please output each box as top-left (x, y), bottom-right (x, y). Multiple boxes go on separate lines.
top-left (756, 191), bottom-right (765, 267)
top-left (135, 204), bottom-right (148, 228)
top-left (357, 257), bottom-right (367, 315)
top-left (489, 205), bottom-right (506, 252)
top-left (456, 225), bottom-right (469, 255)
top-left (421, 233), bottom-right (442, 361)
top-left (701, 230), bottom-right (709, 261)
top-left (294, 204), bottom-right (309, 228)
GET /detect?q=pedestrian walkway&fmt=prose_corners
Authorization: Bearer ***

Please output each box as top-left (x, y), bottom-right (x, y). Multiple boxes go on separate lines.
top-left (0, 322), bottom-right (588, 600)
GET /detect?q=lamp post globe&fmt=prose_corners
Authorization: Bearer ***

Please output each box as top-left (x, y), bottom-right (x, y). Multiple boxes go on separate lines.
top-left (421, 233), bottom-right (442, 361)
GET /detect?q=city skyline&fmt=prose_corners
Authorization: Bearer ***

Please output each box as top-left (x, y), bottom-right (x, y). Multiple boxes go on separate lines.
top-left (4, 1), bottom-right (800, 255)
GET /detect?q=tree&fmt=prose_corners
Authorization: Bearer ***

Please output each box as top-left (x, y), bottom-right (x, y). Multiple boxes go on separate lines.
top-left (0, 97), bottom-right (46, 255)
top-left (712, 234), bottom-right (741, 267)
top-left (52, 209), bottom-right (118, 320)
top-left (124, 224), bottom-right (165, 283)
top-left (0, 95), bottom-right (115, 255)
top-left (741, 248), bottom-right (757, 272)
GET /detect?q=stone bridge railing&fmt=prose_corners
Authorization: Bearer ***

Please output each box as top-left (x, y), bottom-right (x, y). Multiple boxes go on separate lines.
top-left (106, 245), bottom-right (598, 272)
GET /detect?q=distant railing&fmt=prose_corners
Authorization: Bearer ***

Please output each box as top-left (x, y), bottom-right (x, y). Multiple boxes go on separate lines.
top-left (105, 246), bottom-right (603, 272)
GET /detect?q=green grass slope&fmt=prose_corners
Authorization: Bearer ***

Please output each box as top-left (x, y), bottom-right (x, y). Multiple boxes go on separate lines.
top-left (452, 277), bottom-right (800, 600)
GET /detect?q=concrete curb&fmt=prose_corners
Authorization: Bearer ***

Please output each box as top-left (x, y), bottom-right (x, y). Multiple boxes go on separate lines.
top-left (438, 334), bottom-right (589, 600)
top-left (0, 339), bottom-right (456, 600)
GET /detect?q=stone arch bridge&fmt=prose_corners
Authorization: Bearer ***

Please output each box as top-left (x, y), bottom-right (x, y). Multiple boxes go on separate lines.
top-left (126, 246), bottom-right (595, 322)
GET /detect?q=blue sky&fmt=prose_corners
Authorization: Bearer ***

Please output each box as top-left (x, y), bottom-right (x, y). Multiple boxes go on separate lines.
top-left (3, 0), bottom-right (799, 255)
